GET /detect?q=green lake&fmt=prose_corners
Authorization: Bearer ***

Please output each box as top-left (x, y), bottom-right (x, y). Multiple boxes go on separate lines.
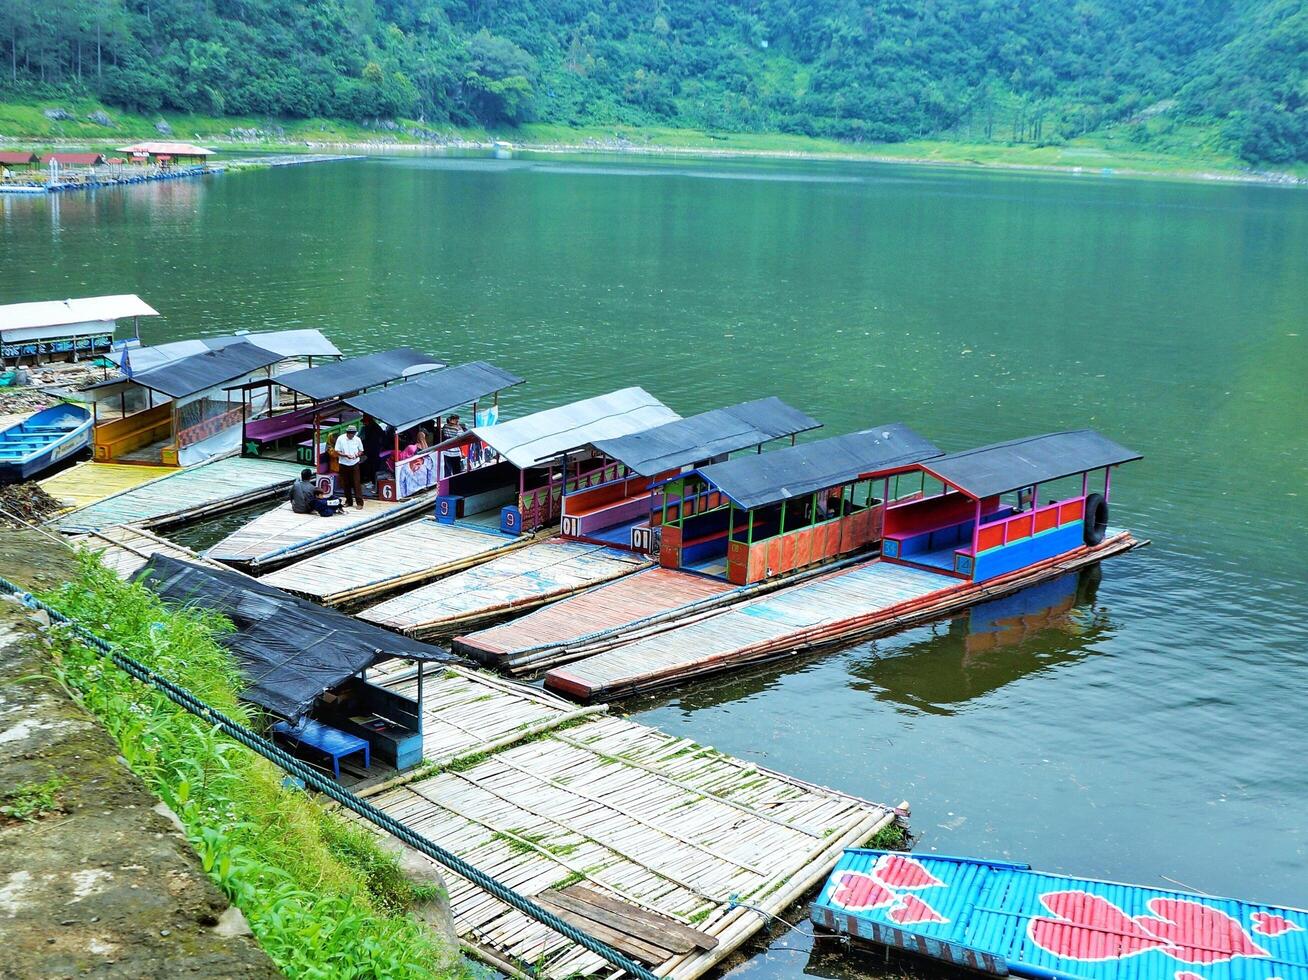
top-left (3, 152), bottom-right (1305, 975)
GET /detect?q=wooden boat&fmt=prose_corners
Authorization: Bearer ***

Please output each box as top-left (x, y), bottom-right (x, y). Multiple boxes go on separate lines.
top-left (810, 849), bottom-right (1307, 979)
top-left (207, 360), bottom-right (523, 572)
top-left (259, 518), bottom-right (537, 607)
top-left (556, 396), bottom-right (820, 552)
top-left (543, 429), bottom-right (1144, 700)
top-left (358, 539), bottom-right (651, 639)
top-left (431, 387), bottom-right (679, 534)
top-left (0, 403), bottom-right (91, 480)
top-left (458, 423), bottom-right (941, 673)
top-left (48, 455), bottom-right (304, 534)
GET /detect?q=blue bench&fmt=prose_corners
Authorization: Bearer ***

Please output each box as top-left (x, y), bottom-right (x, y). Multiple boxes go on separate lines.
top-left (271, 717), bottom-right (370, 780)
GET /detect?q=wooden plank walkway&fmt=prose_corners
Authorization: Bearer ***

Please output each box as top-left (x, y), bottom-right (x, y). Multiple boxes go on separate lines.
top-left (206, 495), bottom-right (430, 572)
top-left (49, 457), bottom-right (303, 534)
top-left (358, 664), bottom-right (899, 979)
top-left (41, 461), bottom-right (170, 514)
top-left (259, 519), bottom-right (536, 607)
top-left (547, 532), bottom-right (1143, 701)
top-left (456, 567), bottom-right (735, 674)
top-left (359, 540), bottom-right (651, 640)
top-left (73, 525), bottom-right (229, 579)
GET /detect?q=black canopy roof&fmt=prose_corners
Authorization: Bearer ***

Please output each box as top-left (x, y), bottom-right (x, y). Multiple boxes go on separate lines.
top-left (686, 423), bottom-right (942, 511)
top-left (924, 429), bottom-right (1142, 499)
top-left (88, 341), bottom-right (282, 400)
top-left (137, 556), bottom-right (451, 721)
top-left (344, 360), bottom-right (524, 430)
top-left (270, 347), bottom-right (444, 401)
top-left (587, 397), bottom-right (822, 477)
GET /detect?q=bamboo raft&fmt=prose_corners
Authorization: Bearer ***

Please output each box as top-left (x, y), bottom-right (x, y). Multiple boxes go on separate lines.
top-left (547, 532), bottom-right (1144, 701)
top-left (456, 553), bottom-right (874, 675)
top-left (206, 494), bottom-right (430, 572)
top-left (49, 456), bottom-right (304, 534)
top-left (259, 519), bottom-right (540, 607)
top-left (40, 461), bottom-right (172, 514)
top-left (73, 524), bottom-right (229, 579)
top-left (357, 664), bottom-right (901, 978)
top-left (359, 540), bottom-right (651, 640)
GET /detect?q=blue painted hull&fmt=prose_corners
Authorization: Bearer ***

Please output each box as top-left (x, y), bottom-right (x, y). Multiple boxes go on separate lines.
top-left (0, 404), bottom-right (92, 481)
top-left (812, 849), bottom-right (1308, 979)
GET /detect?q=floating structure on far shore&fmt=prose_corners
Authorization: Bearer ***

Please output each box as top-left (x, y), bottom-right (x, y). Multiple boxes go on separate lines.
top-left (0, 141), bottom-right (216, 194)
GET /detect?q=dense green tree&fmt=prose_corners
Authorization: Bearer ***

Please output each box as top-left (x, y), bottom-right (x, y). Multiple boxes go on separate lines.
top-left (1, 0), bottom-right (1304, 162)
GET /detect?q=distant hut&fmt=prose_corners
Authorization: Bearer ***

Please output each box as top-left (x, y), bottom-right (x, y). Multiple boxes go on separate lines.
top-left (117, 142), bottom-right (214, 168)
top-left (40, 152), bottom-right (106, 167)
top-left (0, 151), bottom-right (39, 171)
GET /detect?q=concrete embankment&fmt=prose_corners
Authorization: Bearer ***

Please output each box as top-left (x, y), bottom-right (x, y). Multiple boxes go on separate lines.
top-left (0, 578), bottom-right (279, 977)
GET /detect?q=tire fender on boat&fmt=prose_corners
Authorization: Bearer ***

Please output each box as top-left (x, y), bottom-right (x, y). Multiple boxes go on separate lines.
top-left (1083, 492), bottom-right (1108, 545)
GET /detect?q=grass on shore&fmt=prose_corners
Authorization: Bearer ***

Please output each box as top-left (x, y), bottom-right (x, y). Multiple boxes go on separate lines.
top-left (3, 94), bottom-right (1304, 182)
top-left (41, 554), bottom-right (470, 980)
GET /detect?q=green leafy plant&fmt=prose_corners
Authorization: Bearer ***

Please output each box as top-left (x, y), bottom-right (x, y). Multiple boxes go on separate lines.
top-left (42, 555), bottom-right (470, 979)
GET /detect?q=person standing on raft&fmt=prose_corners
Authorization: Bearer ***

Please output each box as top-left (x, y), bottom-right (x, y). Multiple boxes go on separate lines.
top-left (334, 423), bottom-right (366, 509)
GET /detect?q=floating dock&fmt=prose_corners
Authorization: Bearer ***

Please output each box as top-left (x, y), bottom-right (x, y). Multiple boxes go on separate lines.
top-left (456, 554), bottom-right (871, 675)
top-left (0, 164), bottom-right (213, 195)
top-left (74, 525), bottom-right (229, 579)
top-left (206, 495), bottom-right (432, 572)
top-left (359, 540), bottom-right (650, 639)
top-left (259, 518), bottom-right (538, 607)
top-left (357, 664), bottom-right (901, 978)
top-left (40, 461), bottom-right (171, 514)
top-left (546, 532), bottom-right (1142, 701)
top-left (49, 456), bottom-right (303, 534)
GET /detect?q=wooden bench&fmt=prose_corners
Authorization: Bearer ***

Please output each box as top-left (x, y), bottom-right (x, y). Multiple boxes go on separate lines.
top-left (271, 717), bottom-right (369, 780)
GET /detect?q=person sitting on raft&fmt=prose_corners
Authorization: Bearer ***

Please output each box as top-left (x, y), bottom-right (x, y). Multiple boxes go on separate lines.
top-left (290, 468), bottom-right (341, 518)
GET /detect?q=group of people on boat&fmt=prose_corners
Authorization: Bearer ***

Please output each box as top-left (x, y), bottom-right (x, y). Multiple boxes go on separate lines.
top-left (289, 412), bottom-right (472, 516)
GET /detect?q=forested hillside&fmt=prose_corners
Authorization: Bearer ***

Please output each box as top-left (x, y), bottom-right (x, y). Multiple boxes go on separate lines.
top-left (1, 0), bottom-right (1304, 163)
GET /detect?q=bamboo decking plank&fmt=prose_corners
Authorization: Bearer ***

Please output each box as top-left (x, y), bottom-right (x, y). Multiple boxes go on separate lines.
top-left (206, 495), bottom-right (426, 570)
top-left (74, 525), bottom-right (227, 579)
top-left (41, 461), bottom-right (171, 514)
top-left (456, 567), bottom-right (735, 671)
top-left (49, 456), bottom-right (303, 534)
top-left (353, 666), bottom-right (896, 979)
top-left (547, 533), bottom-right (1142, 700)
top-left (359, 540), bottom-right (651, 638)
top-left (259, 518), bottom-right (528, 605)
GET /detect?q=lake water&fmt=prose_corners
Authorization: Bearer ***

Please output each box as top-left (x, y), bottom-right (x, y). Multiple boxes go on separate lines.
top-left (3, 153), bottom-right (1306, 976)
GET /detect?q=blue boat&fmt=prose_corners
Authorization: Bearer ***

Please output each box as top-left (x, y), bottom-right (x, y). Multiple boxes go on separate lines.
top-left (0, 403), bottom-right (92, 480)
top-left (811, 849), bottom-right (1307, 979)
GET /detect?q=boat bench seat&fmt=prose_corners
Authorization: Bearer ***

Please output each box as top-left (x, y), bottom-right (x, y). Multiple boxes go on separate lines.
top-left (565, 493), bottom-right (652, 535)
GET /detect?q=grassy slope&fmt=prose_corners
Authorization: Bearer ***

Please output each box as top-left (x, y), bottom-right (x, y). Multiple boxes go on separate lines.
top-left (2, 94), bottom-right (1304, 182)
top-left (43, 555), bottom-right (471, 980)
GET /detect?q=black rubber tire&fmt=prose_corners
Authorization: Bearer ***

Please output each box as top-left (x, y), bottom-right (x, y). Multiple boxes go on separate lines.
top-left (1083, 492), bottom-right (1108, 546)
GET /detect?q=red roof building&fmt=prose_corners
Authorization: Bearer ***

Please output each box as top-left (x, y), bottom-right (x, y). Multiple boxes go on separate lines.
top-left (0, 152), bottom-right (39, 166)
top-left (40, 153), bottom-right (106, 166)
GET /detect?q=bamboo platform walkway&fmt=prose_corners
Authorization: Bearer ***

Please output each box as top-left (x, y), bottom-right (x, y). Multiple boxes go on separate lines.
top-left (260, 518), bottom-right (540, 607)
top-left (73, 525), bottom-right (229, 579)
top-left (359, 540), bottom-right (651, 640)
top-left (40, 461), bottom-right (170, 514)
top-left (547, 532), bottom-right (1143, 701)
top-left (49, 456), bottom-right (303, 534)
top-left (206, 494), bottom-right (431, 572)
top-left (357, 664), bottom-right (901, 978)
top-left (456, 555), bottom-right (873, 676)
top-left (457, 567), bottom-right (735, 674)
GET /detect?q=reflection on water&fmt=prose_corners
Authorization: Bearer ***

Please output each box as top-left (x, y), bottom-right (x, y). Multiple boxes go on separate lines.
top-left (854, 568), bottom-right (1105, 715)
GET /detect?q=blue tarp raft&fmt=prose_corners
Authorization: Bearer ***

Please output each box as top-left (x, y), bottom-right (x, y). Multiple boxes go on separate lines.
top-left (811, 849), bottom-right (1307, 979)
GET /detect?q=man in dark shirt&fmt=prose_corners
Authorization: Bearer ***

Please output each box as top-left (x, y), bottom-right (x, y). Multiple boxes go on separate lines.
top-left (360, 415), bottom-right (385, 484)
top-left (290, 468), bottom-right (338, 517)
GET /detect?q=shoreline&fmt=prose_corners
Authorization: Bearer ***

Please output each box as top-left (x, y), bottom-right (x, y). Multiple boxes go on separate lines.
top-left (4, 125), bottom-right (1304, 189)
